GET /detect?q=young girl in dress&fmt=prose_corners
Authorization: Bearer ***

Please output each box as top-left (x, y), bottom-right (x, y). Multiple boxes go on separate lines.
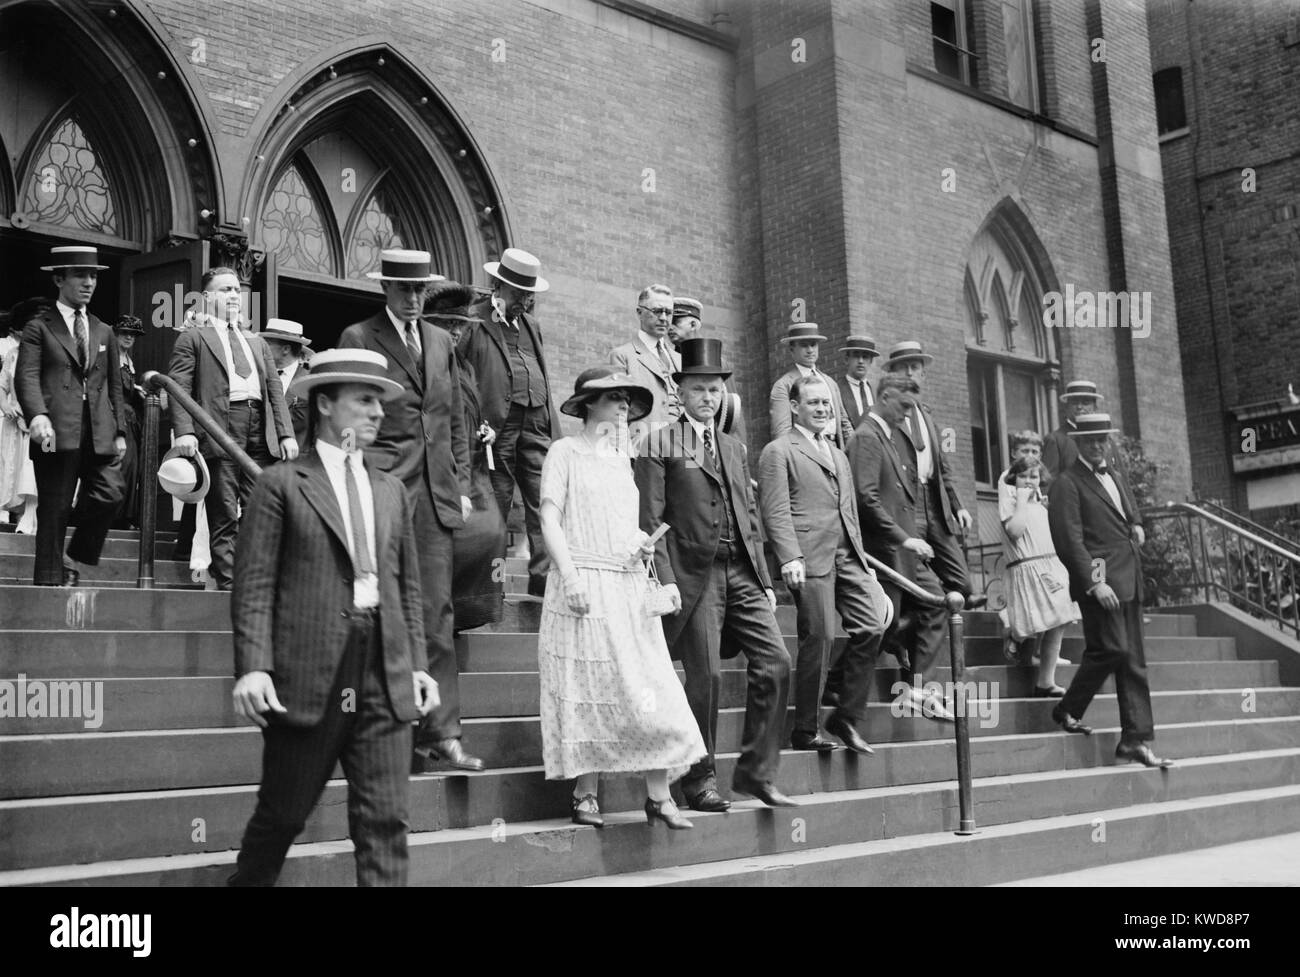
top-left (537, 367), bottom-right (706, 830)
top-left (999, 457), bottom-right (1080, 697)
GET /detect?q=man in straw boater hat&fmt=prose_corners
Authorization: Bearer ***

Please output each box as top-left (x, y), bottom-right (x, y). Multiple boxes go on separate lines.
top-left (461, 247), bottom-right (559, 598)
top-left (261, 318), bottom-right (313, 447)
top-left (610, 283), bottom-right (682, 441)
top-left (635, 337), bottom-right (797, 810)
top-left (667, 295), bottom-right (747, 451)
top-left (1042, 379), bottom-right (1124, 479)
top-left (881, 340), bottom-right (984, 609)
top-left (338, 248), bottom-right (483, 773)
top-left (836, 334), bottom-right (879, 432)
top-left (1046, 412), bottom-right (1171, 768)
top-left (228, 348), bottom-right (438, 885)
top-left (14, 245), bottom-right (126, 586)
top-left (769, 322), bottom-right (855, 450)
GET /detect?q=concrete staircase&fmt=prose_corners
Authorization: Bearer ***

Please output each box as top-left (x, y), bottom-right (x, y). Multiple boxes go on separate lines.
top-left (2, 527), bottom-right (1298, 886)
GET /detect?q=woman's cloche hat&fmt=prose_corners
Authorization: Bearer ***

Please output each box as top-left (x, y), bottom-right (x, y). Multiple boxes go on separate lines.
top-left (560, 366), bottom-right (653, 421)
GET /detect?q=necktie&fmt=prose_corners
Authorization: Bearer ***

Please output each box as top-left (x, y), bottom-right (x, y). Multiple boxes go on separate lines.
top-left (345, 456), bottom-right (375, 576)
top-left (908, 415), bottom-right (926, 452)
top-left (657, 339), bottom-right (676, 377)
top-left (227, 323), bottom-right (252, 379)
top-left (702, 425), bottom-right (717, 463)
top-left (405, 321), bottom-right (424, 383)
top-left (814, 432), bottom-right (830, 463)
top-left (73, 308), bottom-right (88, 370)
top-left (1095, 462), bottom-right (1109, 475)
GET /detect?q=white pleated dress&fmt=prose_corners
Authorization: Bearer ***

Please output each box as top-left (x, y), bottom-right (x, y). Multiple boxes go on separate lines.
top-left (999, 485), bottom-right (1081, 641)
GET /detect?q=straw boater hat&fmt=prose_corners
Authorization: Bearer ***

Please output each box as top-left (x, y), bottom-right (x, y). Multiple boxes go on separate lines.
top-left (840, 335), bottom-right (879, 357)
top-left (365, 248), bottom-right (444, 283)
top-left (781, 323), bottom-right (828, 344)
top-left (484, 248), bottom-right (549, 292)
top-left (40, 245), bottom-right (109, 270)
top-left (560, 366), bottom-right (653, 421)
top-left (261, 318), bottom-right (311, 347)
top-left (882, 340), bottom-right (934, 369)
top-left (113, 314), bottom-right (145, 335)
top-left (672, 297), bottom-right (703, 321)
top-left (673, 337), bottom-right (732, 382)
top-left (1060, 379), bottom-right (1104, 402)
top-left (288, 349), bottom-right (405, 401)
top-left (1066, 413), bottom-right (1121, 437)
top-left (423, 282), bottom-right (484, 323)
top-left (158, 447), bottom-right (210, 504)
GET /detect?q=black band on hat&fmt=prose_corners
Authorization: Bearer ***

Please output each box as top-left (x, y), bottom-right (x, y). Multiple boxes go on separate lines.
top-left (493, 263), bottom-right (538, 290)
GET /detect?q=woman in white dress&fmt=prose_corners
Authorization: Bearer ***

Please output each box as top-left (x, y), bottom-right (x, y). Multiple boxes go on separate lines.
top-left (0, 300), bottom-right (41, 533)
top-left (538, 367), bottom-right (706, 830)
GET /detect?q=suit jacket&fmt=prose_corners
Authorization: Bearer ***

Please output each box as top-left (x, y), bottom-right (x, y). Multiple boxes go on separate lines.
top-left (232, 450), bottom-right (426, 726)
top-left (758, 429), bottom-right (872, 578)
top-left (769, 367), bottom-right (854, 449)
top-left (846, 415), bottom-right (921, 582)
top-left (16, 308), bottom-right (124, 455)
top-left (894, 402), bottom-right (963, 535)
top-left (837, 376), bottom-right (874, 432)
top-left (278, 359), bottom-right (310, 447)
top-left (167, 326), bottom-right (293, 459)
top-left (459, 304), bottom-right (560, 437)
top-left (610, 337), bottom-right (680, 431)
top-left (1047, 457), bottom-right (1144, 604)
top-left (635, 416), bottom-right (772, 654)
top-left (1042, 423), bottom-right (1126, 482)
top-left (338, 311), bottom-right (470, 529)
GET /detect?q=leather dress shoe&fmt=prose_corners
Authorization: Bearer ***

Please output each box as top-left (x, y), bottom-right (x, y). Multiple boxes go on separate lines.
top-left (686, 787), bottom-right (731, 812)
top-left (1115, 742), bottom-right (1174, 768)
top-left (1033, 684), bottom-right (1067, 698)
top-left (826, 714), bottom-right (875, 755)
top-left (62, 566), bottom-right (79, 587)
top-left (422, 738), bottom-right (485, 772)
top-left (645, 797), bottom-right (693, 829)
top-left (732, 772), bottom-right (799, 807)
top-left (572, 793), bottom-right (604, 827)
top-left (791, 731), bottom-right (836, 753)
top-left (1051, 705), bottom-right (1092, 736)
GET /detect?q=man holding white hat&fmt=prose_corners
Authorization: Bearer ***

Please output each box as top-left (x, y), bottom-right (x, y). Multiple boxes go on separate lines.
top-left (15, 245), bottom-right (126, 586)
top-left (769, 323), bottom-right (855, 449)
top-left (339, 248), bottom-right (482, 772)
top-left (262, 318), bottom-right (312, 447)
top-left (462, 247), bottom-right (559, 598)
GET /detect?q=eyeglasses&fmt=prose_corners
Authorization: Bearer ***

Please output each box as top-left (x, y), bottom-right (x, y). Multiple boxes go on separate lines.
top-left (638, 306), bottom-right (673, 318)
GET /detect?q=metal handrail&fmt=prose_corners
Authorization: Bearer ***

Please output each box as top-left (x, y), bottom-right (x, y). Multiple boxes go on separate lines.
top-left (1194, 499), bottom-right (1298, 551)
top-left (135, 371), bottom-right (264, 589)
top-left (1150, 502), bottom-right (1300, 563)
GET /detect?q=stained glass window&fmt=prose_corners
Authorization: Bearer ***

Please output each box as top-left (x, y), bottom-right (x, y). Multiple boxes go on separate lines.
top-left (23, 117), bottom-right (118, 234)
top-left (260, 164), bottom-right (332, 275)
top-left (347, 187), bottom-right (405, 280)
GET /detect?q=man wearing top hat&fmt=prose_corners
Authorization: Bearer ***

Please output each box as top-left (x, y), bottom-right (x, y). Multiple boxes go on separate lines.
top-left (338, 248), bottom-right (482, 773)
top-left (1047, 412), bottom-right (1170, 768)
top-left (610, 283), bottom-right (681, 441)
top-left (15, 245), bottom-right (126, 586)
top-left (262, 319), bottom-right (312, 448)
top-left (837, 335), bottom-right (879, 432)
top-left (882, 340), bottom-right (981, 608)
top-left (635, 337), bottom-right (796, 811)
top-left (168, 266), bottom-right (297, 592)
top-left (1042, 380), bottom-right (1125, 480)
top-left (769, 323), bottom-right (855, 450)
top-left (461, 247), bottom-right (559, 599)
top-left (228, 348), bottom-right (438, 885)
top-left (668, 296), bottom-right (747, 452)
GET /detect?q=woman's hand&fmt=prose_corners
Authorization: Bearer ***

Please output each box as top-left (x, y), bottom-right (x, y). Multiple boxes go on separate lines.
top-left (623, 529), bottom-right (653, 566)
top-left (563, 573), bottom-right (590, 615)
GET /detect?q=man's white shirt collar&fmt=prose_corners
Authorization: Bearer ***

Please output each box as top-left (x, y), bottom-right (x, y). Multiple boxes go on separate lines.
top-left (639, 329), bottom-right (668, 354)
top-left (315, 438), bottom-right (364, 471)
top-left (868, 412), bottom-right (892, 437)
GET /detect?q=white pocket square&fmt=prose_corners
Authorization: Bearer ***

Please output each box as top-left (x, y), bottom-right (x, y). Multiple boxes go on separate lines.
top-left (98, 344), bottom-right (107, 352)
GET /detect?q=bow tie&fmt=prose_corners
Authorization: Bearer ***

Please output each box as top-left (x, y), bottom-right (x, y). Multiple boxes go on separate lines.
top-left (1094, 463), bottom-right (1109, 475)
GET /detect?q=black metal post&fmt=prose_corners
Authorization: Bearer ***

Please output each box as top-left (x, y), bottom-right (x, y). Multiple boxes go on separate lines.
top-left (946, 592), bottom-right (976, 835)
top-left (136, 390), bottom-right (161, 589)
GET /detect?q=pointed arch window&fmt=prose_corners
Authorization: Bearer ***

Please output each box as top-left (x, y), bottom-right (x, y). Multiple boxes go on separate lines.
top-left (261, 162), bottom-right (332, 275)
top-left (22, 116), bottom-right (118, 235)
top-left (347, 185), bottom-right (407, 280)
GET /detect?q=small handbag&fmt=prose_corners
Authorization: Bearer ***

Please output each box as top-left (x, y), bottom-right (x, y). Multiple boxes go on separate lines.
top-left (643, 559), bottom-right (677, 618)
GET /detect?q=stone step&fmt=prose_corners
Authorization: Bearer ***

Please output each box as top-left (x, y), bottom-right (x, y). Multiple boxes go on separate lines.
top-left (540, 785), bottom-right (1300, 887)
top-left (0, 659), bottom-right (1278, 734)
top-left (0, 554), bottom-right (198, 587)
top-left (6, 687), bottom-right (1298, 799)
top-left (7, 743), bottom-right (1298, 885)
top-left (0, 534), bottom-right (180, 561)
top-left (0, 631), bottom-right (232, 678)
top-left (0, 586), bottom-right (230, 631)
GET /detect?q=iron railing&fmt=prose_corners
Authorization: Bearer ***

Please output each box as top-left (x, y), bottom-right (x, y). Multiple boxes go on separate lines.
top-left (1192, 498), bottom-right (1298, 552)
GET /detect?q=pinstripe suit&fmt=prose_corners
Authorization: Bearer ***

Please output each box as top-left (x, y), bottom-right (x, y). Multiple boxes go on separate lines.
top-left (229, 450), bottom-right (426, 886)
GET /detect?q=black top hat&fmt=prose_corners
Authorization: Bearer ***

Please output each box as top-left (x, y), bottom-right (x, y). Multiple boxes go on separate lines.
top-left (673, 338), bottom-right (732, 382)
top-left (423, 282), bottom-right (483, 323)
top-left (560, 367), bottom-right (653, 421)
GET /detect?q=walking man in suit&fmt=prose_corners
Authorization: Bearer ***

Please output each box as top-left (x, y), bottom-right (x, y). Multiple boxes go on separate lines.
top-left (881, 340), bottom-right (983, 608)
top-left (610, 283), bottom-right (680, 441)
top-left (837, 335), bottom-right (879, 433)
top-left (758, 375), bottom-right (891, 754)
top-left (229, 348), bottom-right (438, 886)
top-left (338, 249), bottom-right (482, 773)
top-left (461, 248), bottom-right (558, 598)
top-left (636, 338), bottom-right (796, 810)
top-left (168, 267), bottom-right (297, 591)
top-left (1042, 380), bottom-right (1124, 478)
top-left (1047, 413), bottom-right (1171, 768)
top-left (15, 246), bottom-right (126, 586)
top-left (846, 373), bottom-right (954, 721)
top-left (668, 296), bottom-right (747, 452)
top-left (262, 319), bottom-right (312, 448)
top-left (769, 323), bottom-right (854, 449)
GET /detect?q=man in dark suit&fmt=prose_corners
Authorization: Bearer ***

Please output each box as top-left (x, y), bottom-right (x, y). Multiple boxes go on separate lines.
top-left (837, 334), bottom-right (878, 432)
top-left (769, 323), bottom-right (855, 449)
top-left (228, 348), bottom-right (438, 886)
top-left (338, 249), bottom-right (482, 773)
top-left (636, 338), bottom-right (796, 810)
top-left (262, 318), bottom-right (312, 448)
top-left (882, 340), bottom-right (982, 608)
top-left (668, 296), bottom-right (748, 452)
top-left (610, 283), bottom-right (681, 442)
top-left (15, 246), bottom-right (126, 586)
top-left (758, 375), bottom-right (891, 754)
top-left (460, 248), bottom-right (558, 598)
top-left (168, 267), bottom-right (296, 591)
top-left (846, 373), bottom-right (954, 721)
top-left (1042, 379), bottom-right (1125, 479)
top-left (1047, 413), bottom-right (1172, 768)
